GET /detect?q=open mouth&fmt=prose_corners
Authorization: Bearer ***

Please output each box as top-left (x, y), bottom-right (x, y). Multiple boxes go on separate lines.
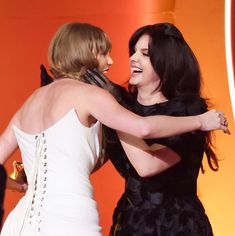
top-left (102, 68), bottom-right (109, 73)
top-left (131, 66), bottom-right (143, 74)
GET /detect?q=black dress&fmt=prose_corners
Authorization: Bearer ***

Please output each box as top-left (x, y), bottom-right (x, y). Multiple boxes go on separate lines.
top-left (104, 92), bottom-right (213, 236)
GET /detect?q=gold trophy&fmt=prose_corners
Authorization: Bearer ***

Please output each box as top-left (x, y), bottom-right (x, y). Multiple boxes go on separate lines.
top-left (10, 161), bottom-right (27, 184)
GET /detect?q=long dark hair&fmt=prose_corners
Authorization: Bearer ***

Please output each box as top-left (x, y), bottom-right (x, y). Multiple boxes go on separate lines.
top-left (129, 23), bottom-right (218, 172)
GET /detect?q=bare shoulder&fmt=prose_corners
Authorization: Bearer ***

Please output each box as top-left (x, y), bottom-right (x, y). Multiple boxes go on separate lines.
top-left (18, 87), bottom-right (44, 111)
top-left (69, 80), bottom-right (111, 99)
top-left (9, 88), bottom-right (41, 124)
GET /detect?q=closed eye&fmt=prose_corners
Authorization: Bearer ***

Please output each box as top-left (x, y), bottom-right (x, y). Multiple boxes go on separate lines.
top-left (141, 49), bottom-right (149, 56)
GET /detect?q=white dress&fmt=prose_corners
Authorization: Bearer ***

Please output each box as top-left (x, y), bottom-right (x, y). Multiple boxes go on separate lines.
top-left (1, 108), bottom-right (102, 236)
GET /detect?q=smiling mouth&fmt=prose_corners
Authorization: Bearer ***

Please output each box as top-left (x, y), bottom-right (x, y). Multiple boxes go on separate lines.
top-left (102, 68), bottom-right (109, 73)
top-left (131, 66), bottom-right (143, 74)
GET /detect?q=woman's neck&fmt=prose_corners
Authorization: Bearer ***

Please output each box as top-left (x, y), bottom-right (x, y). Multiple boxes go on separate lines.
top-left (137, 87), bottom-right (167, 106)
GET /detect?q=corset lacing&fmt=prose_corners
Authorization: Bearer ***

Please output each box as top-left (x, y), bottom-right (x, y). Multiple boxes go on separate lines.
top-left (20, 132), bottom-right (48, 234)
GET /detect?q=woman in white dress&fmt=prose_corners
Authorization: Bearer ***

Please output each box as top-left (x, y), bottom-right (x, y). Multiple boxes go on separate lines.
top-left (0, 22), bottom-right (229, 236)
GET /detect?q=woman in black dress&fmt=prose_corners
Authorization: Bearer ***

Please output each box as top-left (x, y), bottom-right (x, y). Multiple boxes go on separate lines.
top-left (106, 23), bottom-right (219, 236)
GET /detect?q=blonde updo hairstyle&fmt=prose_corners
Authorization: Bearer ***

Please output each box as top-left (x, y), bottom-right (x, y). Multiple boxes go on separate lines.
top-left (48, 22), bottom-right (112, 80)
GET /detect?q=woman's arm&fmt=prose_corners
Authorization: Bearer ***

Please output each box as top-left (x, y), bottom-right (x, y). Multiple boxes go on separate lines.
top-left (7, 176), bottom-right (27, 192)
top-left (0, 114), bottom-right (28, 192)
top-left (120, 139), bottom-right (180, 178)
top-left (117, 131), bottom-right (180, 177)
top-left (85, 86), bottom-right (229, 138)
top-left (0, 116), bottom-right (18, 165)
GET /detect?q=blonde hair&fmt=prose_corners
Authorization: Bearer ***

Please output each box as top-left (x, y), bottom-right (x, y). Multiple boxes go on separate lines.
top-left (48, 22), bottom-right (112, 80)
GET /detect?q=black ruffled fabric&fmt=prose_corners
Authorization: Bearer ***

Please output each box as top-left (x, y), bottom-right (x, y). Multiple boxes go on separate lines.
top-left (104, 94), bottom-right (213, 236)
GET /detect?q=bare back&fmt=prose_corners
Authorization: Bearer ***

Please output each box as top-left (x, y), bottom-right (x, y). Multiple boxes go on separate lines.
top-left (16, 79), bottom-right (97, 134)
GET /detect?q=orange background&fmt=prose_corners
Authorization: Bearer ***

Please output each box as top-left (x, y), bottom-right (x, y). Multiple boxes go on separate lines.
top-left (0, 0), bottom-right (235, 235)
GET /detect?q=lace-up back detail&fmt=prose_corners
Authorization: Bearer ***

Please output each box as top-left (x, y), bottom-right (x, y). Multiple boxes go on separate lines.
top-left (1, 108), bottom-right (102, 236)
